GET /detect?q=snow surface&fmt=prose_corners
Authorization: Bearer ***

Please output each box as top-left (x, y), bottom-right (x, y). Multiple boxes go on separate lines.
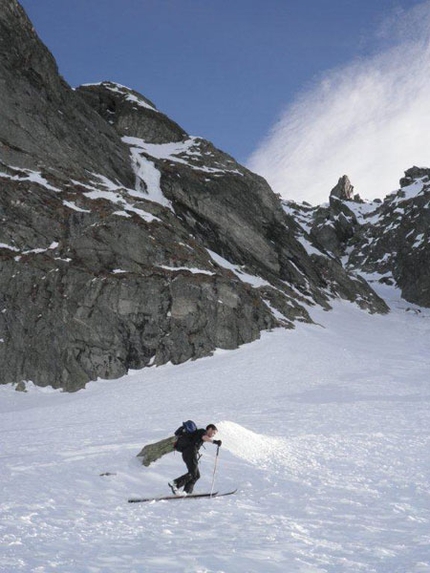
top-left (0, 165), bottom-right (62, 193)
top-left (123, 136), bottom-right (243, 176)
top-left (207, 249), bottom-right (272, 289)
top-left (1, 283), bottom-right (429, 573)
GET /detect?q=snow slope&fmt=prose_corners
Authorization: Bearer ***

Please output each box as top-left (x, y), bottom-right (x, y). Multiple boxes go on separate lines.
top-left (1, 282), bottom-right (429, 573)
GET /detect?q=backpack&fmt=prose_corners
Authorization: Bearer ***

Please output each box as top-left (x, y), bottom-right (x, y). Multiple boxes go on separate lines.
top-left (174, 420), bottom-right (198, 452)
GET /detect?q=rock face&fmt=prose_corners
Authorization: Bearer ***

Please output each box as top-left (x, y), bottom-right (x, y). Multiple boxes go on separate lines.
top-left (288, 168), bottom-right (430, 308)
top-left (348, 168), bottom-right (430, 307)
top-left (330, 175), bottom-right (355, 202)
top-left (309, 176), bottom-right (360, 257)
top-left (0, 1), bottom-right (388, 390)
top-left (0, 1), bottom-right (134, 187)
top-left (77, 82), bottom-right (187, 145)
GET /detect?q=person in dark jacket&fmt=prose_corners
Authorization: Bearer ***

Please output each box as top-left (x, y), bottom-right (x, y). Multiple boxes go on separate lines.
top-left (169, 424), bottom-right (221, 495)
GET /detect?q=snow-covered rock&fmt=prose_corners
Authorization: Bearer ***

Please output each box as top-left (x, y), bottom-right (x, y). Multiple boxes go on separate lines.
top-left (287, 167), bottom-right (430, 308)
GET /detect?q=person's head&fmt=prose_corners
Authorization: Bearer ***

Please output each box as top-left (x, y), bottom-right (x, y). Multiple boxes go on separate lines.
top-left (206, 424), bottom-right (218, 438)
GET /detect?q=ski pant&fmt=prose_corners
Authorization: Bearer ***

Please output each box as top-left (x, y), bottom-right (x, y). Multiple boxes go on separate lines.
top-left (174, 448), bottom-right (200, 493)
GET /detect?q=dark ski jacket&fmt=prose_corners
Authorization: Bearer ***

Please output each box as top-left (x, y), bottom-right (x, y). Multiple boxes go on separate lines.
top-left (175, 428), bottom-right (207, 453)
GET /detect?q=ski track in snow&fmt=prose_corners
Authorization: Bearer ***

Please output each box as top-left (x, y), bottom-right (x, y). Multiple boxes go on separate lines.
top-left (0, 284), bottom-right (430, 572)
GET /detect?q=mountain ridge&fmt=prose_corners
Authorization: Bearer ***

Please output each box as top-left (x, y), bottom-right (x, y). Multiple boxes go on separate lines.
top-left (286, 169), bottom-right (430, 308)
top-left (2, 1), bottom-right (427, 391)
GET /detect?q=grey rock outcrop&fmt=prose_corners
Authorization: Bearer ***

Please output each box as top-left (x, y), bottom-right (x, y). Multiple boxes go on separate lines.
top-left (399, 166), bottom-right (430, 188)
top-left (80, 82), bottom-right (387, 313)
top-left (289, 169), bottom-right (430, 308)
top-left (330, 175), bottom-right (355, 202)
top-left (0, 1), bottom-right (134, 186)
top-left (77, 82), bottom-right (187, 144)
top-left (347, 168), bottom-right (430, 307)
top-left (0, 1), bottom-right (388, 390)
top-left (0, 166), bottom-right (278, 390)
top-left (307, 176), bottom-right (360, 257)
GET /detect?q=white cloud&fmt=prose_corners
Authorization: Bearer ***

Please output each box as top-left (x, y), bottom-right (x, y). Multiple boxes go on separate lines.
top-left (247, 2), bottom-right (430, 205)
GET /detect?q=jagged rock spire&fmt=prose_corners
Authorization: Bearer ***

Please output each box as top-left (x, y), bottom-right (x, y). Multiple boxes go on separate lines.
top-left (330, 175), bottom-right (354, 201)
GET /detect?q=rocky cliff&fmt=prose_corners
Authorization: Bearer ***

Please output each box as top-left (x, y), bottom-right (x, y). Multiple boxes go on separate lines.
top-left (1, 1), bottom-right (388, 390)
top-left (287, 170), bottom-right (430, 308)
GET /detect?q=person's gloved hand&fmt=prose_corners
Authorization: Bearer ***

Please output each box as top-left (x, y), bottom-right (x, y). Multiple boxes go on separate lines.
top-left (213, 440), bottom-right (222, 447)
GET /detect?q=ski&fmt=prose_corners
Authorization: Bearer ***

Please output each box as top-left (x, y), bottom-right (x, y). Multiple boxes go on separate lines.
top-left (212, 488), bottom-right (237, 498)
top-left (128, 492), bottom-right (218, 503)
top-left (128, 489), bottom-right (237, 504)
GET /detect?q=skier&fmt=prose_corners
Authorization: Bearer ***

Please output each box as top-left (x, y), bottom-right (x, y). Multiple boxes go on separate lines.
top-left (169, 424), bottom-right (222, 495)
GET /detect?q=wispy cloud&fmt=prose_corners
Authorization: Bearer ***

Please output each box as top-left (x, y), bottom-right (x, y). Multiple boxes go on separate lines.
top-left (248, 2), bottom-right (430, 205)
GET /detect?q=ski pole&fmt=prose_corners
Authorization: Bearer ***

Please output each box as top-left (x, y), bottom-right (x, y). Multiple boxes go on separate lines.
top-left (210, 445), bottom-right (220, 497)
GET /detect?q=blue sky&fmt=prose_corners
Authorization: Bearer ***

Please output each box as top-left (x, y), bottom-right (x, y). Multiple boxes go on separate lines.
top-left (20, 0), bottom-right (429, 203)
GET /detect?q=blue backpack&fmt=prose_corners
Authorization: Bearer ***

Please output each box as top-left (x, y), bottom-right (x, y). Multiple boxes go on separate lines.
top-left (174, 420), bottom-right (198, 451)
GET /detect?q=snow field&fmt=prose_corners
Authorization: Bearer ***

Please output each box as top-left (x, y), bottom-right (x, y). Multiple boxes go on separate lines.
top-left (0, 284), bottom-right (429, 572)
